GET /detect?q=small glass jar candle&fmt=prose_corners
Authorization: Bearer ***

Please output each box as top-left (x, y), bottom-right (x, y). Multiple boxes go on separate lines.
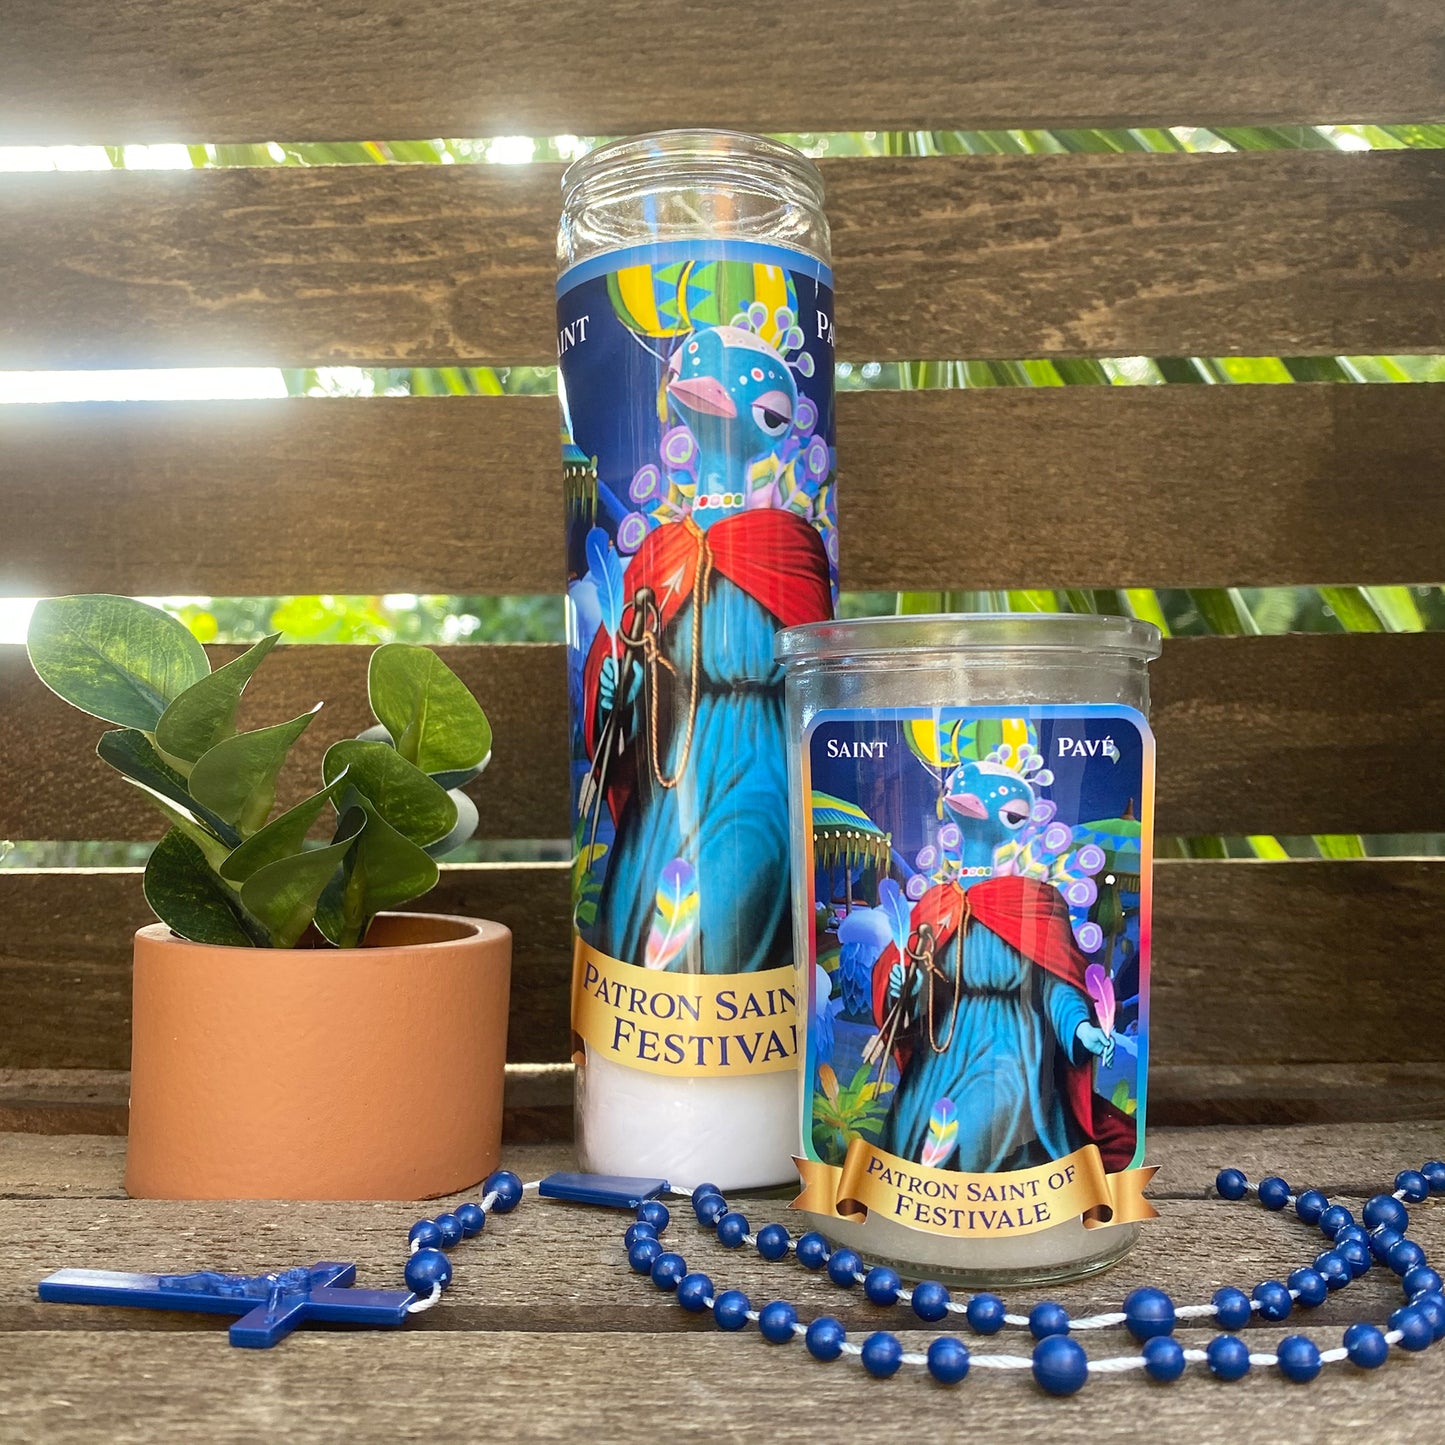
top-left (558, 132), bottom-right (838, 1189)
top-left (777, 614), bottom-right (1162, 1284)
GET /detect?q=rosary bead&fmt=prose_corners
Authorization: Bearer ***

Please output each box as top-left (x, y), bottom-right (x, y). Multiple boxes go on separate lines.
top-left (455, 1202), bottom-right (485, 1238)
top-left (1387, 1239), bottom-right (1426, 1276)
top-left (967, 1293), bottom-right (1007, 1335)
top-left (1333, 1224), bottom-right (1370, 1250)
top-left (1394, 1169), bottom-right (1430, 1203)
top-left (1317, 1204), bottom-right (1355, 1239)
top-left (1287, 1268), bottom-right (1329, 1308)
top-left (1314, 1252), bottom-right (1352, 1291)
top-left (636, 1200), bottom-right (670, 1232)
top-left (795, 1232), bottom-right (831, 1270)
top-left (1206, 1334), bottom-right (1252, 1381)
top-left (624, 1222), bottom-right (658, 1248)
top-left (1336, 1239), bottom-right (1373, 1279)
top-left (627, 1237), bottom-right (663, 1273)
top-left (1344, 1322), bottom-right (1391, 1369)
top-left (758, 1300), bottom-right (799, 1344)
top-left (690, 1182), bottom-right (721, 1206)
top-left (1143, 1335), bottom-right (1187, 1382)
top-left (676, 1272), bottom-right (714, 1313)
top-left (861, 1331), bottom-right (904, 1379)
top-left (1123, 1286), bottom-right (1176, 1341)
top-left (650, 1252), bottom-right (687, 1291)
top-left (484, 1170), bottom-right (523, 1213)
top-left (927, 1336), bottom-right (971, 1385)
top-left (827, 1249), bottom-right (863, 1288)
top-left (911, 1281), bottom-right (951, 1322)
top-left (806, 1316), bottom-right (846, 1361)
top-left (1413, 1292), bottom-right (1445, 1342)
top-left (694, 1193), bottom-right (727, 1227)
top-left (404, 1247), bottom-right (452, 1295)
top-left (1252, 1281), bottom-right (1293, 1322)
top-left (1032, 1336), bottom-right (1089, 1396)
top-left (712, 1289), bottom-right (751, 1331)
top-left (755, 1223), bottom-right (791, 1261)
top-left (1294, 1189), bottom-right (1328, 1226)
top-left (1215, 1168), bottom-right (1248, 1201)
top-left (1422, 1160), bottom-right (1445, 1194)
top-left (434, 1212), bottom-right (463, 1249)
top-left (1388, 1304), bottom-right (1434, 1352)
top-left (716, 1212), bottom-right (749, 1249)
top-left (864, 1266), bottom-right (901, 1305)
top-left (1257, 1176), bottom-right (1291, 1211)
top-left (1276, 1335), bottom-right (1322, 1383)
top-left (1212, 1286), bottom-right (1252, 1330)
top-left (1370, 1227), bottom-right (1403, 1263)
top-left (1362, 1194), bottom-right (1408, 1233)
top-left (1405, 1266), bottom-right (1443, 1299)
top-left (408, 1219), bottom-right (443, 1250)
top-left (1029, 1301), bottom-right (1071, 1339)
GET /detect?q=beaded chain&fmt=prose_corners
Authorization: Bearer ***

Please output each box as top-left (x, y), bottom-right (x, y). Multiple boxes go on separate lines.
top-left (400, 1162), bottom-right (1445, 1395)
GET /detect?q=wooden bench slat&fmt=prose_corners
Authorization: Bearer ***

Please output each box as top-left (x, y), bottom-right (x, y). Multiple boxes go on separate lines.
top-left (6, 386), bottom-right (1444, 597)
top-left (3, 152), bottom-right (1442, 368)
top-left (6, 1061), bottom-right (1444, 1139)
top-left (3, 0), bottom-right (1441, 143)
top-left (3, 635), bottom-right (1442, 842)
top-left (3, 859), bottom-right (1442, 1073)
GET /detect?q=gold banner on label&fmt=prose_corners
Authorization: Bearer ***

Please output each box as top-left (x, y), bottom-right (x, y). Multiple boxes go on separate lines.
top-left (570, 938), bottom-right (799, 1078)
top-left (793, 1139), bottom-right (1158, 1239)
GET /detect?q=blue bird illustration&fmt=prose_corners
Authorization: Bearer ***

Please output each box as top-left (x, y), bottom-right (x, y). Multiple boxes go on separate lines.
top-left (665, 324), bottom-right (798, 523)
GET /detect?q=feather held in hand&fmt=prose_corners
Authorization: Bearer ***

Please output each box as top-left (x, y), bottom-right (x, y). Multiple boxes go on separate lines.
top-left (644, 857), bottom-right (699, 971)
top-left (1084, 963), bottom-right (1116, 1037)
top-left (920, 1097), bottom-right (957, 1169)
top-left (586, 526), bottom-right (625, 641)
top-left (878, 877), bottom-right (911, 958)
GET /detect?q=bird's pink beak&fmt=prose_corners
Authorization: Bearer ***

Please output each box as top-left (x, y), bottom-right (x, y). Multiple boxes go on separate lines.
top-left (945, 792), bottom-right (989, 820)
top-left (667, 374), bottom-right (736, 418)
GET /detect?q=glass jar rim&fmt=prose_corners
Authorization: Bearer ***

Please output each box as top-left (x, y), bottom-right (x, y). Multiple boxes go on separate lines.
top-left (776, 612), bottom-right (1163, 664)
top-left (561, 129), bottom-right (825, 208)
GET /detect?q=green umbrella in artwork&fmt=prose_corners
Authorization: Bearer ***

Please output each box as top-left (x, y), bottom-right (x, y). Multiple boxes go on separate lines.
top-left (811, 792), bottom-right (891, 907)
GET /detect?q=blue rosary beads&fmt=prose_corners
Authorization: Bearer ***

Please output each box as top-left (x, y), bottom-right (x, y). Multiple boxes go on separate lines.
top-left (622, 1160), bottom-right (1445, 1394)
top-left (402, 1169), bottom-right (526, 1311)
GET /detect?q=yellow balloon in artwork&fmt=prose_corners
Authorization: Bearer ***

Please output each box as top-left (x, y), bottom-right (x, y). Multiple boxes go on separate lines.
top-left (904, 715), bottom-right (1035, 770)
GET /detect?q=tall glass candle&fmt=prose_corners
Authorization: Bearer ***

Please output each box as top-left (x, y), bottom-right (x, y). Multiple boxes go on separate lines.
top-left (558, 132), bottom-right (837, 1189)
top-left (778, 615), bottom-right (1162, 1284)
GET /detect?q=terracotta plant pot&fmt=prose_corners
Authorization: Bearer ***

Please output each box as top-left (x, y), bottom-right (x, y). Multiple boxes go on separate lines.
top-left (125, 912), bottom-right (511, 1200)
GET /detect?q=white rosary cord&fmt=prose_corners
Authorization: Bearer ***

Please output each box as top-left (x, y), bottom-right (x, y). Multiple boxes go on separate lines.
top-left (403, 1181), bottom-right (541, 1313)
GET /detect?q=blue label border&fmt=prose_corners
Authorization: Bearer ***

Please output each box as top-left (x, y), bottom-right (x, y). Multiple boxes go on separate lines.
top-left (558, 239), bottom-right (834, 297)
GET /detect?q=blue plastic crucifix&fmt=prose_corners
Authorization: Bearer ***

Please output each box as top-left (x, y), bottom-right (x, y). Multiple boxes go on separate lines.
top-left (38, 1261), bottom-right (413, 1348)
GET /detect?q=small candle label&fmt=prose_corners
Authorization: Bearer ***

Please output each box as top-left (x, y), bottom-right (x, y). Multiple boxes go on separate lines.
top-left (795, 706), bottom-right (1156, 1238)
top-left (559, 240), bottom-right (836, 1081)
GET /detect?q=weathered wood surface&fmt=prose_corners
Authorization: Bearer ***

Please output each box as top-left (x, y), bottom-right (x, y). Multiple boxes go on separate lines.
top-left (5, 635), bottom-right (1444, 843)
top-left (4, 0), bottom-right (1442, 143)
top-left (0, 1129), bottom-right (1442, 1443)
top-left (4, 152), bottom-right (1443, 368)
top-left (6, 386), bottom-right (1444, 597)
top-left (6, 1062), bottom-right (1445, 1139)
top-left (4, 861), bottom-right (1444, 1084)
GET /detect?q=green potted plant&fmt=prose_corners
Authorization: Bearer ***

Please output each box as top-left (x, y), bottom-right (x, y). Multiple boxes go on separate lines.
top-left (26, 594), bottom-right (511, 1201)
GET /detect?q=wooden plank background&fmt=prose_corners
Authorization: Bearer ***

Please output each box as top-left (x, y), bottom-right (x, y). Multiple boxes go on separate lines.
top-left (3, 152), bottom-right (1443, 369)
top-left (4, 635), bottom-right (1443, 842)
top-left (5, 386), bottom-right (1444, 596)
top-left (3, 859), bottom-right (1444, 1076)
top-left (3, 0), bottom-right (1442, 142)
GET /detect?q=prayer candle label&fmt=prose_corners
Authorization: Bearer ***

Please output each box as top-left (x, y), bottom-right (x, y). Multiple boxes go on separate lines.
top-left (560, 241), bottom-right (837, 1079)
top-left (794, 706), bottom-right (1156, 1238)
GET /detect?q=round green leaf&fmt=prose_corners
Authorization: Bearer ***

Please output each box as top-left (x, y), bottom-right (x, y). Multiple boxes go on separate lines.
top-left (98, 728), bottom-right (242, 849)
top-left (28, 595), bottom-right (210, 731)
top-left (239, 808), bottom-right (365, 949)
top-left (368, 644), bottom-right (491, 776)
top-left (189, 705), bottom-right (321, 836)
top-left (322, 739), bottom-right (457, 847)
top-left (156, 632), bottom-right (281, 764)
top-left (144, 828), bottom-right (262, 947)
top-left (219, 775), bottom-right (348, 883)
top-left (316, 796), bottom-right (440, 948)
